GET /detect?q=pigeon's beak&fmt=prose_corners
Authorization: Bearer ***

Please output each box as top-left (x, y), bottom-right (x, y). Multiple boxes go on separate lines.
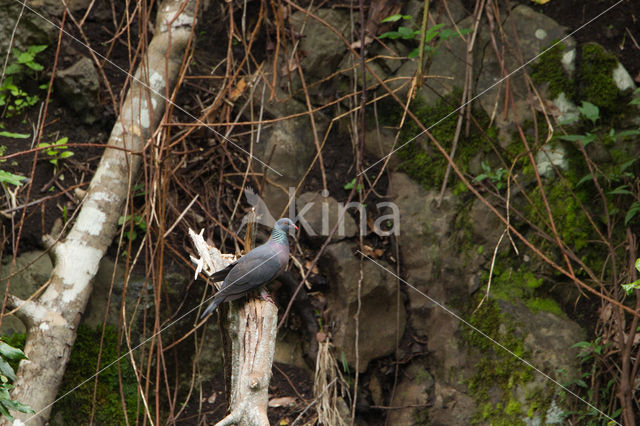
top-left (294, 225), bottom-right (299, 231)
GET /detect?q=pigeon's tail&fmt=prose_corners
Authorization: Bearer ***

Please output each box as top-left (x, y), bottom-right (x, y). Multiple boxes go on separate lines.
top-left (201, 296), bottom-right (223, 319)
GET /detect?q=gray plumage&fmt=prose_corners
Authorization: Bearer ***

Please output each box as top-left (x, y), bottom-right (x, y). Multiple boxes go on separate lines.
top-left (201, 218), bottom-right (297, 319)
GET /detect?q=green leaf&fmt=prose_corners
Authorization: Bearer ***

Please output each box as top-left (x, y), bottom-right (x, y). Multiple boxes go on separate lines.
top-left (622, 281), bottom-right (640, 295)
top-left (423, 23), bottom-right (444, 43)
top-left (0, 359), bottom-right (16, 382)
top-left (608, 185), bottom-right (632, 196)
top-left (0, 400), bottom-right (14, 421)
top-left (0, 342), bottom-right (26, 361)
top-left (578, 101), bottom-right (599, 124)
top-left (635, 258), bottom-right (640, 273)
top-left (1, 398), bottom-right (34, 414)
top-left (557, 133), bottom-right (596, 146)
top-left (570, 341), bottom-right (592, 349)
top-left (0, 171), bottom-right (26, 186)
top-left (438, 28), bottom-right (457, 41)
top-left (3, 63), bottom-right (21, 75)
top-left (0, 131), bottom-right (29, 139)
top-left (617, 129), bottom-right (640, 139)
top-left (340, 350), bottom-right (350, 374)
top-left (397, 26), bottom-right (415, 39)
top-left (28, 45), bottom-right (47, 54)
top-left (380, 14), bottom-right (411, 23)
top-left (625, 202), bottom-right (640, 226)
top-left (379, 31), bottom-right (401, 40)
top-left (16, 52), bottom-right (35, 65)
top-left (576, 173), bottom-right (593, 188)
top-left (619, 158), bottom-right (638, 173)
top-left (25, 62), bottom-right (43, 72)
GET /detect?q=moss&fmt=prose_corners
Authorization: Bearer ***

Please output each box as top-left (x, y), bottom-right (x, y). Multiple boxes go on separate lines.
top-left (487, 264), bottom-right (544, 302)
top-left (380, 89), bottom-right (494, 189)
top-left (51, 325), bottom-right (138, 425)
top-left (577, 42), bottom-right (625, 116)
top-left (465, 300), bottom-right (533, 424)
top-left (525, 297), bottom-right (563, 316)
top-left (532, 41), bottom-right (629, 120)
top-left (531, 43), bottom-right (574, 100)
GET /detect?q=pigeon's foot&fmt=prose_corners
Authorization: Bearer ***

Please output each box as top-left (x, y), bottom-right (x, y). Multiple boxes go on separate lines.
top-left (259, 288), bottom-right (275, 305)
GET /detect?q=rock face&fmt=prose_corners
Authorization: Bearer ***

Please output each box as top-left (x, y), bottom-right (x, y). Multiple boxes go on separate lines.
top-left (475, 5), bottom-right (575, 138)
top-left (386, 362), bottom-right (435, 425)
top-left (0, 0), bottom-right (56, 55)
top-left (55, 57), bottom-right (101, 124)
top-left (320, 241), bottom-right (406, 373)
top-left (295, 191), bottom-right (359, 242)
top-left (386, 171), bottom-right (586, 423)
top-left (255, 116), bottom-right (319, 216)
top-left (288, 8), bottom-right (350, 104)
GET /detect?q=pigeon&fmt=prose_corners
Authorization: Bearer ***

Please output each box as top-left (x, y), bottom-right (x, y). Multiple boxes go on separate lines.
top-left (201, 218), bottom-right (298, 319)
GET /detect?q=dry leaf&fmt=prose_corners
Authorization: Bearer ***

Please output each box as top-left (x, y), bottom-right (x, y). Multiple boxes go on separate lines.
top-left (304, 260), bottom-right (319, 274)
top-left (228, 77), bottom-right (247, 101)
top-left (269, 396), bottom-right (297, 408)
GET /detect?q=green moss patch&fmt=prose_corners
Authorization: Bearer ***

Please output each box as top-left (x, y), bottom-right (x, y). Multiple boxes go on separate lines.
top-left (531, 43), bottom-right (574, 100)
top-left (51, 325), bottom-right (138, 425)
top-left (465, 300), bottom-right (535, 424)
top-left (532, 41), bottom-right (631, 119)
top-left (379, 90), bottom-right (495, 189)
top-left (577, 43), bottom-right (622, 116)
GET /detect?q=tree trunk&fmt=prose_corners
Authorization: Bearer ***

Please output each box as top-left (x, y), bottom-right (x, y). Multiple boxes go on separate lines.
top-left (189, 230), bottom-right (277, 426)
top-left (6, 1), bottom-right (196, 423)
top-left (217, 300), bottom-right (277, 426)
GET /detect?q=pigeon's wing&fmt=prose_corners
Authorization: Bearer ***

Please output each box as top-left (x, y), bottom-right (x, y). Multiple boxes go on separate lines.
top-left (210, 261), bottom-right (237, 282)
top-left (215, 245), bottom-right (282, 299)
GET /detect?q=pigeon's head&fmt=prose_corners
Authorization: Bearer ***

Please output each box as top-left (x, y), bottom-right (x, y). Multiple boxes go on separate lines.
top-left (274, 218), bottom-right (298, 234)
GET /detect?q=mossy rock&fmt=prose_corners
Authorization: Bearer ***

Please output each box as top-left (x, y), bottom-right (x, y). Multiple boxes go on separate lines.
top-left (532, 41), bottom-right (632, 120)
top-left (377, 89), bottom-right (496, 189)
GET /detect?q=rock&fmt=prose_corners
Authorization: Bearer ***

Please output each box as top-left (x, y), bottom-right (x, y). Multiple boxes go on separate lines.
top-left (295, 191), bottom-right (359, 242)
top-left (386, 172), bottom-right (472, 337)
top-left (29, 0), bottom-right (92, 15)
top-left (378, 62), bottom-right (589, 417)
top-left (535, 143), bottom-right (568, 178)
top-left (274, 332), bottom-right (309, 370)
top-left (0, 0), bottom-right (56, 55)
top-left (429, 382), bottom-right (476, 425)
top-left (551, 92), bottom-right (579, 123)
top-left (368, 375), bottom-right (383, 406)
top-left (406, 0), bottom-right (468, 28)
top-left (55, 57), bottom-right (101, 124)
top-left (320, 241), bottom-right (406, 372)
top-left (255, 116), bottom-right (320, 216)
top-left (364, 127), bottom-right (401, 168)
top-left (386, 362), bottom-right (434, 425)
top-left (470, 196), bottom-right (505, 246)
top-left (499, 299), bottom-right (585, 383)
top-left (613, 62), bottom-right (636, 91)
top-left (0, 251), bottom-right (53, 300)
top-left (476, 5), bottom-right (574, 140)
top-left (288, 8), bottom-right (350, 103)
